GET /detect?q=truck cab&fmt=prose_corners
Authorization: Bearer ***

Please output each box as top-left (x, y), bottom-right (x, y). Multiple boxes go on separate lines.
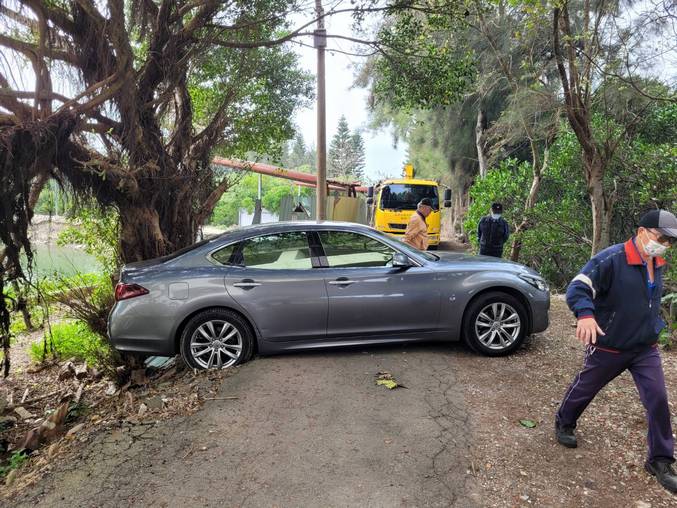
top-left (367, 165), bottom-right (450, 249)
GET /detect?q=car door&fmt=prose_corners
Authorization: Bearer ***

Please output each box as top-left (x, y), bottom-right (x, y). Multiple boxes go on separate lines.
top-left (220, 231), bottom-right (328, 342)
top-left (316, 230), bottom-right (441, 339)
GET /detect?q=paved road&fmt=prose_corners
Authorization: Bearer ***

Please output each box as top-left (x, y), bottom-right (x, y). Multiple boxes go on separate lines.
top-left (15, 344), bottom-right (478, 507)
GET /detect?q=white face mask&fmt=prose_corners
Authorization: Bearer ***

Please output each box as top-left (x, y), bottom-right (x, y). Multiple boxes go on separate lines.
top-left (491, 213), bottom-right (501, 219)
top-left (644, 239), bottom-right (667, 257)
top-left (640, 230), bottom-right (668, 257)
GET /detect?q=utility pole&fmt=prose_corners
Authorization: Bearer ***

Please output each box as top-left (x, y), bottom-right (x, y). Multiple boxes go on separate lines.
top-left (252, 173), bottom-right (262, 224)
top-left (314, 0), bottom-right (327, 220)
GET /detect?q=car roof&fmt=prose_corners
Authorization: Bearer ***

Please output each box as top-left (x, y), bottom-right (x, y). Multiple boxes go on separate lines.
top-left (211, 221), bottom-right (376, 241)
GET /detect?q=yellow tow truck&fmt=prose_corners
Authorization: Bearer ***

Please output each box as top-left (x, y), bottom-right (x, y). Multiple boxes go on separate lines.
top-left (367, 164), bottom-right (451, 249)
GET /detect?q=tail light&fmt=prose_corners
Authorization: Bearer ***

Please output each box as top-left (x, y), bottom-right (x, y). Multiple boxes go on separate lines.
top-left (114, 283), bottom-right (149, 301)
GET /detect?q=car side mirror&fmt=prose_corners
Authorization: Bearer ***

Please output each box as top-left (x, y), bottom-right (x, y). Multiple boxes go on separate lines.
top-left (443, 189), bottom-right (452, 208)
top-left (392, 252), bottom-right (412, 268)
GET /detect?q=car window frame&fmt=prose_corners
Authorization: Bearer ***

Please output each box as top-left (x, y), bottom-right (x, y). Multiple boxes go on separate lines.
top-left (208, 231), bottom-right (322, 270)
top-left (314, 229), bottom-right (422, 269)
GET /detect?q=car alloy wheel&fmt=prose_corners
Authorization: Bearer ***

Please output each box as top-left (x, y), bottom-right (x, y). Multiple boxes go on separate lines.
top-left (474, 302), bottom-right (521, 351)
top-left (189, 319), bottom-right (243, 369)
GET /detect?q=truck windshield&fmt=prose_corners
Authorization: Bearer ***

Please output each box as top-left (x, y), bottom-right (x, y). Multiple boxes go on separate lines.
top-left (380, 184), bottom-right (439, 210)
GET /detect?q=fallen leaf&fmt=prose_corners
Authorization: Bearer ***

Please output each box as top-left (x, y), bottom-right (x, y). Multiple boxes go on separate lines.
top-left (375, 372), bottom-right (406, 389)
top-left (376, 379), bottom-right (399, 390)
top-left (519, 419), bottom-right (537, 428)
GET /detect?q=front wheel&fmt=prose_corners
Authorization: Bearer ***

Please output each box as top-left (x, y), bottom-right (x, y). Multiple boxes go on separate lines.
top-left (180, 309), bottom-right (254, 369)
top-left (462, 292), bottom-right (528, 356)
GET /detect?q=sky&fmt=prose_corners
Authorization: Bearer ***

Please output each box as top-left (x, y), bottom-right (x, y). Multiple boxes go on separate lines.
top-left (289, 7), bottom-right (408, 182)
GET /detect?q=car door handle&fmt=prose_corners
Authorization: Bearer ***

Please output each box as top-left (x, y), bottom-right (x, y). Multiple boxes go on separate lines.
top-left (328, 279), bottom-right (357, 286)
top-left (233, 281), bottom-right (261, 288)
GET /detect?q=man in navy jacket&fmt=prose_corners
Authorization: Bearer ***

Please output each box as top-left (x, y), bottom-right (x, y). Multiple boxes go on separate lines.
top-left (556, 209), bottom-right (677, 494)
top-left (477, 202), bottom-right (510, 257)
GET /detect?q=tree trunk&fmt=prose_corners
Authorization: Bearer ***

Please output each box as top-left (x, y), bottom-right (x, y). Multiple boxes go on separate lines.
top-left (509, 172), bottom-right (542, 262)
top-left (587, 161), bottom-right (613, 255)
top-left (119, 206), bottom-right (169, 263)
top-left (475, 109), bottom-right (488, 178)
top-left (509, 148), bottom-right (549, 262)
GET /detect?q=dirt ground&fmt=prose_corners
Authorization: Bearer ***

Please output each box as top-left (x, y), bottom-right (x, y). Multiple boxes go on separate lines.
top-left (2, 298), bottom-right (676, 507)
top-left (456, 296), bottom-right (677, 507)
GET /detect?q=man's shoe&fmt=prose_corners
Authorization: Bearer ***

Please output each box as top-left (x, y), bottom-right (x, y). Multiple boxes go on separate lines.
top-left (645, 461), bottom-right (677, 494)
top-left (555, 422), bottom-right (577, 448)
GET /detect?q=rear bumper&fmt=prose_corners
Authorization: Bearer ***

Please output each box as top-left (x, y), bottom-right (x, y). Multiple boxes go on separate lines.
top-left (108, 337), bottom-right (175, 356)
top-left (108, 303), bottom-right (176, 356)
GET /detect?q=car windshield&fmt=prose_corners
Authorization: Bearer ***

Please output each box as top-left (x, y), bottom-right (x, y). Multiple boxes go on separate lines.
top-left (380, 184), bottom-right (439, 211)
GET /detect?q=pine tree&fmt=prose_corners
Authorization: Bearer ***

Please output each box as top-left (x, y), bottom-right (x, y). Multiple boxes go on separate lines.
top-left (328, 116), bottom-right (366, 182)
top-left (349, 132), bottom-right (366, 181)
top-left (286, 134), bottom-right (307, 169)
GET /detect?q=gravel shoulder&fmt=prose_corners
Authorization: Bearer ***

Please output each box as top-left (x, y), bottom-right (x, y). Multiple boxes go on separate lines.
top-left (457, 296), bottom-right (677, 507)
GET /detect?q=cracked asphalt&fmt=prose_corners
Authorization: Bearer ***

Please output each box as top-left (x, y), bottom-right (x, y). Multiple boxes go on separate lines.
top-left (11, 344), bottom-right (478, 508)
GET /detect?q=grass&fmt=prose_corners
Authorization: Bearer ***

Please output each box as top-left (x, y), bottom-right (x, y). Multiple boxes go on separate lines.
top-left (29, 320), bottom-right (113, 367)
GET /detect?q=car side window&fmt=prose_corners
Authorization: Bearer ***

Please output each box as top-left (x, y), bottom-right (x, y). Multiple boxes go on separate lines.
top-left (319, 231), bottom-right (396, 268)
top-left (239, 232), bottom-right (313, 270)
top-left (211, 243), bottom-right (241, 266)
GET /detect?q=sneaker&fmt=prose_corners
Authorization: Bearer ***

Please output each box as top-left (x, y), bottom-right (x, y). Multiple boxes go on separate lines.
top-left (645, 460), bottom-right (677, 494)
top-left (555, 421), bottom-right (577, 448)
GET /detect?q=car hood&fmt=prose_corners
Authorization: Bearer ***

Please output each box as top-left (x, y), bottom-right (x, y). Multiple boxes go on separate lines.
top-left (431, 251), bottom-right (539, 276)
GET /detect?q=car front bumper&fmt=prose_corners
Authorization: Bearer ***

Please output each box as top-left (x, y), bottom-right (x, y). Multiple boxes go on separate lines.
top-left (529, 290), bottom-right (550, 334)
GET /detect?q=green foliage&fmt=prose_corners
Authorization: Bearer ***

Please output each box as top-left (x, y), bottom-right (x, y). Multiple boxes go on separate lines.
top-left (465, 106), bottom-right (676, 290)
top-left (465, 154), bottom-right (592, 288)
top-left (464, 159), bottom-right (531, 249)
top-left (57, 205), bottom-right (120, 276)
top-left (367, 2), bottom-right (557, 190)
top-left (0, 451), bottom-right (28, 478)
top-left (9, 306), bottom-right (45, 336)
top-left (372, 8), bottom-right (475, 110)
top-left (210, 173), bottom-right (311, 227)
top-left (284, 134), bottom-right (315, 170)
top-left (29, 320), bottom-right (112, 367)
top-left (191, 42), bottom-right (313, 159)
top-left (34, 180), bottom-right (72, 215)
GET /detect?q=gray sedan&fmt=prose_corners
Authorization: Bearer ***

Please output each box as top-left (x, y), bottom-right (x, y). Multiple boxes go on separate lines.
top-left (109, 222), bottom-right (549, 369)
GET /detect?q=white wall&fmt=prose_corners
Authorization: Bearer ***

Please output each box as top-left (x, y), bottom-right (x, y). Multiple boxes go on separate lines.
top-left (238, 208), bottom-right (279, 226)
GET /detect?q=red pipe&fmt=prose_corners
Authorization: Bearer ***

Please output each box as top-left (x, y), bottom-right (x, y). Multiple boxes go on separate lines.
top-left (212, 157), bottom-right (366, 193)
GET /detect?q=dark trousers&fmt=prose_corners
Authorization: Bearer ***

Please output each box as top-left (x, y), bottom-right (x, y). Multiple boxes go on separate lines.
top-left (479, 246), bottom-right (504, 258)
top-left (556, 345), bottom-right (674, 463)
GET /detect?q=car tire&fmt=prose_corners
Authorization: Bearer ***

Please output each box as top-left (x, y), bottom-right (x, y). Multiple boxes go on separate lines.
top-left (180, 308), bottom-right (254, 370)
top-left (462, 292), bottom-right (528, 356)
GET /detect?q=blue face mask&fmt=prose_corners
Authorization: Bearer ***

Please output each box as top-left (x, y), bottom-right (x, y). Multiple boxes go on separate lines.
top-left (491, 213), bottom-right (501, 219)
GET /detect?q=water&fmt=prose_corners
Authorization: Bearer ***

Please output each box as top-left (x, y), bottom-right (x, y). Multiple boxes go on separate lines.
top-left (23, 244), bottom-right (101, 277)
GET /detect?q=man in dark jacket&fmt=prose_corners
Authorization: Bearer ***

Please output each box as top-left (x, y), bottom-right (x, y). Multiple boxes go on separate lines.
top-left (477, 202), bottom-right (510, 257)
top-left (555, 209), bottom-right (677, 494)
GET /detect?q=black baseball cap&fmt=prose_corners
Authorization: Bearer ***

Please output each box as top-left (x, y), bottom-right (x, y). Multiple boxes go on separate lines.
top-left (491, 202), bottom-right (503, 213)
top-left (419, 198), bottom-right (433, 207)
top-left (639, 209), bottom-right (677, 238)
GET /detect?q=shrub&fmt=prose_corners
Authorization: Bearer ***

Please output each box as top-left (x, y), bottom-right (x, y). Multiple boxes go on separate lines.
top-left (29, 320), bottom-right (114, 368)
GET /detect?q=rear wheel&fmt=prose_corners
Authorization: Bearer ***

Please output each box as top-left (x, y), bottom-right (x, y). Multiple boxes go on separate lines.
top-left (180, 309), bottom-right (254, 369)
top-left (462, 292), bottom-right (527, 356)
